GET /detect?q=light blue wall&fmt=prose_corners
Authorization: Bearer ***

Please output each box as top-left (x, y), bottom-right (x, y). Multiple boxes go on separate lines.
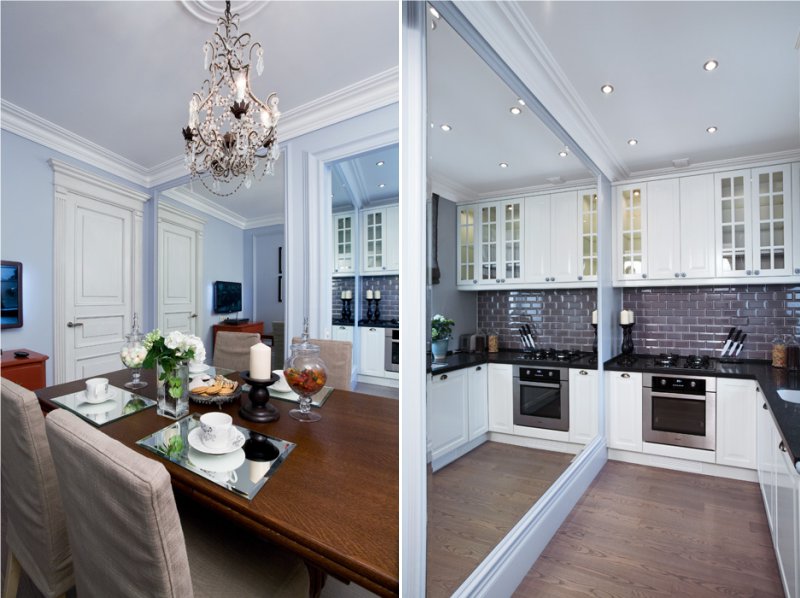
top-left (0, 131), bottom-right (152, 385)
top-left (243, 224), bottom-right (284, 336)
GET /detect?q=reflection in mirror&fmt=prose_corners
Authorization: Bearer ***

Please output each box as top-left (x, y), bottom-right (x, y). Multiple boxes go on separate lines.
top-left (328, 144), bottom-right (399, 397)
top-left (158, 153), bottom-right (286, 369)
top-left (425, 9), bottom-right (598, 596)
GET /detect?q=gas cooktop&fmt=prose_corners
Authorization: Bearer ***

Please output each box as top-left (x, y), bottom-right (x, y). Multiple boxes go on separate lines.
top-left (515, 348), bottom-right (593, 364)
top-left (612, 353), bottom-right (717, 372)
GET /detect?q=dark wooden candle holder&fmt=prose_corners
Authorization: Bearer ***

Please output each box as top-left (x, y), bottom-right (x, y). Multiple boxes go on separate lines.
top-left (239, 371), bottom-right (280, 423)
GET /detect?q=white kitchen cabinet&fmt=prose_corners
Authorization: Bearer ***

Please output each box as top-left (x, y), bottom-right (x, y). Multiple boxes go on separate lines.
top-left (358, 326), bottom-right (385, 377)
top-left (456, 204), bottom-right (477, 285)
top-left (361, 204), bottom-right (398, 275)
top-left (427, 369), bottom-right (470, 462)
top-left (616, 184), bottom-right (647, 282)
top-left (549, 190), bottom-right (580, 283)
top-left (715, 165), bottom-right (793, 279)
top-left (679, 175), bottom-right (716, 278)
top-left (331, 324), bottom-right (354, 343)
top-left (569, 368), bottom-right (598, 444)
top-left (606, 371), bottom-right (643, 451)
top-left (524, 195), bottom-right (550, 283)
top-left (478, 198), bottom-right (524, 285)
top-left (645, 178), bottom-right (680, 280)
top-left (758, 393), bottom-right (778, 529)
top-left (578, 189), bottom-right (599, 282)
top-left (716, 378), bottom-right (758, 469)
top-left (332, 212), bottom-right (355, 275)
top-left (468, 365), bottom-right (489, 440)
top-left (794, 163), bottom-right (800, 276)
top-left (488, 363), bottom-right (513, 433)
top-left (524, 191), bottom-right (583, 284)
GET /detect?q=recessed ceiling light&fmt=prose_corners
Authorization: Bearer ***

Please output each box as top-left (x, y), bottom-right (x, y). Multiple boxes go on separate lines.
top-left (703, 59), bottom-right (719, 71)
top-left (600, 84), bottom-right (614, 94)
top-left (440, 124), bottom-right (452, 132)
top-left (510, 106), bottom-right (521, 115)
top-left (429, 7), bottom-right (440, 19)
top-left (633, 190), bottom-right (640, 197)
top-left (517, 98), bottom-right (526, 106)
top-left (376, 160), bottom-right (384, 166)
top-left (627, 138), bottom-right (638, 146)
top-left (499, 162), bottom-right (509, 169)
top-left (558, 150), bottom-right (568, 158)
top-left (706, 126), bottom-right (718, 134)
top-left (378, 183), bottom-right (385, 188)
top-left (430, 122), bottom-right (434, 128)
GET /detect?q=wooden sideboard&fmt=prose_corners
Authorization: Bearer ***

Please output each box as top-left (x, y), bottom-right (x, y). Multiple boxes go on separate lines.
top-left (1, 349), bottom-right (48, 390)
top-left (211, 321), bottom-right (264, 352)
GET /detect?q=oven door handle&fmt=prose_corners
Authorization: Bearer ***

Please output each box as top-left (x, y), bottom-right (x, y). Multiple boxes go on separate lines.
top-left (650, 392), bottom-right (708, 401)
top-left (516, 381), bottom-right (561, 390)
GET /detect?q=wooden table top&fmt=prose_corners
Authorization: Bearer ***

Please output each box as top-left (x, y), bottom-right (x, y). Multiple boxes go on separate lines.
top-left (37, 369), bottom-right (399, 597)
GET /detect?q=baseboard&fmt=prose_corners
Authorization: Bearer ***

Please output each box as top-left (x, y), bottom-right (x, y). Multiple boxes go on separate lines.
top-left (431, 435), bottom-right (489, 472)
top-left (453, 437), bottom-right (607, 597)
top-left (488, 431), bottom-right (582, 455)
top-left (356, 374), bottom-right (399, 388)
top-left (608, 448), bottom-right (758, 482)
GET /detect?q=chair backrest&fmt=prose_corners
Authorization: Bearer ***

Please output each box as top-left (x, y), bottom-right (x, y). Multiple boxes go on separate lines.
top-left (271, 321), bottom-right (285, 371)
top-left (0, 378), bottom-right (73, 597)
top-left (45, 409), bottom-right (194, 598)
top-left (290, 337), bottom-right (353, 390)
top-left (213, 331), bottom-right (261, 371)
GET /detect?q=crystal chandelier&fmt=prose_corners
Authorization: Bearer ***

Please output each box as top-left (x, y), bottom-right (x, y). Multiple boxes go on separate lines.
top-left (182, 1), bottom-right (280, 196)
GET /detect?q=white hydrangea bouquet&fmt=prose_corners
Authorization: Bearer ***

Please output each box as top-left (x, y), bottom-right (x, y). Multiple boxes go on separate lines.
top-left (142, 330), bottom-right (205, 400)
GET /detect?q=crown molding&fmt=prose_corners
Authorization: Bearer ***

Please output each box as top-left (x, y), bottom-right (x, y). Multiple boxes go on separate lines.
top-left (161, 187), bottom-right (247, 229)
top-left (476, 176), bottom-right (598, 201)
top-left (243, 214), bottom-right (284, 230)
top-left (4, 100), bottom-right (151, 186)
top-left (158, 202), bottom-right (206, 231)
top-left (429, 172), bottom-right (478, 204)
top-left (49, 158), bottom-right (150, 209)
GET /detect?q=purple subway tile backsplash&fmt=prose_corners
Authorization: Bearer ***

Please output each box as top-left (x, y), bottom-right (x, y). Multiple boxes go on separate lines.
top-left (331, 275), bottom-right (399, 322)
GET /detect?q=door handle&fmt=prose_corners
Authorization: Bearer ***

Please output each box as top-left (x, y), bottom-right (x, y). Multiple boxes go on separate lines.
top-left (67, 321), bottom-right (83, 328)
top-left (779, 441), bottom-right (787, 453)
top-left (190, 314), bottom-right (198, 318)
top-left (621, 373), bottom-right (630, 379)
top-left (440, 374), bottom-right (448, 381)
top-left (579, 370), bottom-right (588, 375)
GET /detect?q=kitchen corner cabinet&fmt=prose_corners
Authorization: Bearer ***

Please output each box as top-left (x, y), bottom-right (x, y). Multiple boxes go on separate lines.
top-left (358, 326), bottom-right (385, 377)
top-left (569, 368), bottom-right (598, 444)
top-left (361, 205), bottom-right (398, 275)
top-left (427, 369), bottom-right (470, 461)
top-left (606, 371), bottom-right (643, 451)
top-left (715, 164), bottom-right (793, 278)
top-left (758, 396), bottom-right (800, 598)
top-left (331, 324), bottom-right (354, 343)
top-left (332, 212), bottom-right (355, 275)
top-left (716, 378), bottom-right (758, 469)
top-left (488, 363), bottom-right (513, 433)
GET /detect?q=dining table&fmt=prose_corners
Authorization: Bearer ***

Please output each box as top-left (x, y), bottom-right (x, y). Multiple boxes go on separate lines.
top-left (35, 368), bottom-right (399, 598)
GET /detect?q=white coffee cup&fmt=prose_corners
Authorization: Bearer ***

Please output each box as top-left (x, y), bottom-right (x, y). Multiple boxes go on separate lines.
top-left (199, 412), bottom-right (234, 450)
top-left (85, 378), bottom-right (109, 403)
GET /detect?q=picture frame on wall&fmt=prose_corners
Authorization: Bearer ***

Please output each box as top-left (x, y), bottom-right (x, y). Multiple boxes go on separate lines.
top-left (1, 260), bottom-right (23, 329)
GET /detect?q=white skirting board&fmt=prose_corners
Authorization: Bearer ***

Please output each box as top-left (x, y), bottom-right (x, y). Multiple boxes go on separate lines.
top-left (452, 437), bottom-right (607, 597)
top-left (608, 448), bottom-right (758, 482)
top-left (430, 435), bottom-right (489, 472)
top-left (355, 374), bottom-right (399, 388)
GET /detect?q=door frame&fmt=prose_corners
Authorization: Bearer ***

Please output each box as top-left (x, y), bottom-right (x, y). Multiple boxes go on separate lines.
top-left (157, 203), bottom-right (205, 337)
top-left (51, 159), bottom-right (148, 384)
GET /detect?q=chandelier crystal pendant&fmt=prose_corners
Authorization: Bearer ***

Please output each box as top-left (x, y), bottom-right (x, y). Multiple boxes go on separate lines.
top-left (183, 1), bottom-right (280, 196)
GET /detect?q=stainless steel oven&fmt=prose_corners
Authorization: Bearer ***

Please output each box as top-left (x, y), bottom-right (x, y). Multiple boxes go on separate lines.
top-left (643, 373), bottom-right (716, 450)
top-left (513, 365), bottom-right (569, 432)
top-left (384, 328), bottom-right (399, 373)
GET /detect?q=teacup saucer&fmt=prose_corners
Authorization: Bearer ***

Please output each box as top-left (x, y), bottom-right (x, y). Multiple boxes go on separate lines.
top-left (75, 399), bottom-right (116, 415)
top-left (189, 363), bottom-right (210, 374)
top-left (187, 447), bottom-right (245, 473)
top-left (78, 389), bottom-right (116, 405)
top-left (187, 427), bottom-right (245, 455)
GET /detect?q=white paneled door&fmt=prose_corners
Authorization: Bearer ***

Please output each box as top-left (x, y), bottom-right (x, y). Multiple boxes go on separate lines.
top-left (157, 204), bottom-right (204, 336)
top-left (52, 160), bottom-right (147, 383)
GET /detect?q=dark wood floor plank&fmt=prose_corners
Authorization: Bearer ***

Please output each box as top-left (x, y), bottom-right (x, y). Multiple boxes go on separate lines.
top-left (514, 461), bottom-right (784, 598)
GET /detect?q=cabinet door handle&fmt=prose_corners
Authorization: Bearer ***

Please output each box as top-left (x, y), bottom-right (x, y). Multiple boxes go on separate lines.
top-left (67, 321), bottom-right (83, 328)
top-left (779, 441), bottom-right (787, 453)
top-left (674, 272), bottom-right (680, 278)
top-left (473, 279), bottom-right (478, 284)
top-left (440, 374), bottom-right (448, 381)
top-left (370, 328), bottom-right (377, 332)
top-left (642, 273), bottom-right (648, 279)
top-left (746, 270), bottom-right (752, 275)
top-left (763, 403), bottom-right (768, 410)
top-left (795, 268), bottom-right (799, 274)
top-left (621, 373), bottom-right (630, 379)
top-left (578, 275), bottom-right (583, 281)
top-left (190, 314), bottom-right (198, 318)
top-left (754, 270), bottom-right (760, 275)
top-left (579, 370), bottom-right (588, 375)
top-left (681, 272), bottom-right (686, 278)
top-left (476, 366), bottom-right (482, 371)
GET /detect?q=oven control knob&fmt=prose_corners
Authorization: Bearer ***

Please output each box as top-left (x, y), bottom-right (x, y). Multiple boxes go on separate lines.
top-left (660, 379), bottom-right (666, 386)
top-left (690, 381), bottom-right (696, 388)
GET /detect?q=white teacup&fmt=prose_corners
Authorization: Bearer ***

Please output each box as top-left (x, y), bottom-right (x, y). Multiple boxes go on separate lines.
top-left (85, 378), bottom-right (109, 403)
top-left (205, 469), bottom-right (238, 485)
top-left (199, 412), bottom-right (234, 450)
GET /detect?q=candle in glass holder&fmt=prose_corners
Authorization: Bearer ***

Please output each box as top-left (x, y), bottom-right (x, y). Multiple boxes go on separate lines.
top-left (250, 343), bottom-right (272, 379)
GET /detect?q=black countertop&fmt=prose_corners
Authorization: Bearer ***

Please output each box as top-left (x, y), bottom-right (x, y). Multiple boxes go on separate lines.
top-left (427, 350), bottom-right (598, 376)
top-left (605, 354), bottom-right (800, 468)
top-left (331, 319), bottom-right (399, 328)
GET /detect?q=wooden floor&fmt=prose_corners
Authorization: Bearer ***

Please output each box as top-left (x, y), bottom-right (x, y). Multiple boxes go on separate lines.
top-left (426, 441), bottom-right (574, 598)
top-left (514, 461), bottom-right (784, 597)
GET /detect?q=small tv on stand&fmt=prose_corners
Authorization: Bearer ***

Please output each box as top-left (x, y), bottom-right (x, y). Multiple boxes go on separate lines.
top-left (213, 281), bottom-right (246, 323)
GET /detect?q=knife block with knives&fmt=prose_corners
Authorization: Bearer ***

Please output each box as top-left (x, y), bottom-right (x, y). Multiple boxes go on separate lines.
top-left (719, 326), bottom-right (747, 362)
top-left (518, 323), bottom-right (536, 351)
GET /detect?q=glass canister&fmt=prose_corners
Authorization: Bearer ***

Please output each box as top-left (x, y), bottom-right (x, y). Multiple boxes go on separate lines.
top-left (771, 335), bottom-right (787, 368)
top-left (120, 314), bottom-right (148, 388)
top-left (786, 337), bottom-right (800, 372)
top-left (488, 330), bottom-right (499, 353)
top-left (284, 328), bottom-right (327, 422)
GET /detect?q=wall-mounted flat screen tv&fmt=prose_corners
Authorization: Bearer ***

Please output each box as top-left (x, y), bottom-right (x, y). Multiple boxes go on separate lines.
top-left (1, 261), bottom-right (23, 329)
top-left (213, 281), bottom-right (242, 314)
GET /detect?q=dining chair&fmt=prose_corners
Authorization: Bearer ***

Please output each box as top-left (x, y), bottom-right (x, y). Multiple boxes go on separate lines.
top-left (271, 321), bottom-right (285, 370)
top-left (212, 331), bottom-right (261, 371)
top-left (44, 409), bottom-right (307, 598)
top-left (0, 378), bottom-right (73, 598)
top-left (291, 337), bottom-right (353, 390)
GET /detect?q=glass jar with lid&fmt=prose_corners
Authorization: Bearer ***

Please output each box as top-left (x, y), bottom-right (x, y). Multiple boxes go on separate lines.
top-left (771, 335), bottom-right (787, 368)
top-left (284, 322), bottom-right (327, 422)
top-left (786, 336), bottom-right (800, 372)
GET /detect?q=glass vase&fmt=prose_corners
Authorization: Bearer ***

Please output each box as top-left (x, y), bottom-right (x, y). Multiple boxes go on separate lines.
top-left (156, 359), bottom-right (189, 419)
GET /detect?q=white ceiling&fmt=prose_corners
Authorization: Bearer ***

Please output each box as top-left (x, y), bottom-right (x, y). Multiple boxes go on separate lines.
top-left (331, 144), bottom-right (399, 210)
top-left (427, 1), bottom-right (800, 199)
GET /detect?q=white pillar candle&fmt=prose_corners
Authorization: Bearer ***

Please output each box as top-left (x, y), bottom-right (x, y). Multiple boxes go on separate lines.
top-left (592, 310), bottom-right (598, 325)
top-left (346, 290), bottom-right (352, 299)
top-left (627, 310), bottom-right (635, 324)
top-left (366, 289), bottom-right (373, 300)
top-left (341, 290), bottom-right (346, 300)
top-left (374, 290), bottom-right (381, 300)
top-left (620, 310), bottom-right (629, 325)
top-left (250, 343), bottom-right (271, 379)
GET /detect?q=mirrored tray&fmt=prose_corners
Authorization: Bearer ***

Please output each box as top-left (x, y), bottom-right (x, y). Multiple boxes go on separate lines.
top-left (136, 414), bottom-right (295, 500)
top-left (51, 386), bottom-right (155, 427)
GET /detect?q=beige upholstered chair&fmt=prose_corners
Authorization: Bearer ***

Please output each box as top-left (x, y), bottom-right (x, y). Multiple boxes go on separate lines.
top-left (271, 321), bottom-right (285, 370)
top-left (44, 409), bottom-right (307, 598)
top-left (212, 331), bottom-right (261, 371)
top-left (291, 337), bottom-right (353, 390)
top-left (1, 378), bottom-right (73, 598)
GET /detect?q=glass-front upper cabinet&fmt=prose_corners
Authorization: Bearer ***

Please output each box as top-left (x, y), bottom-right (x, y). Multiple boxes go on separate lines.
top-left (579, 189), bottom-right (598, 281)
top-left (456, 205), bottom-right (476, 285)
top-left (479, 203), bottom-right (498, 282)
top-left (332, 212), bottom-right (355, 275)
top-left (479, 199), bottom-right (523, 284)
top-left (502, 200), bottom-right (523, 282)
top-left (715, 170), bottom-right (750, 277)
top-left (362, 208), bottom-right (385, 272)
top-left (617, 184), bottom-right (646, 280)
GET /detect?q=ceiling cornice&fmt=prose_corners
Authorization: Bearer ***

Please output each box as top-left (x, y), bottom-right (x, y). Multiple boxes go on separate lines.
top-left (161, 187), bottom-right (247, 229)
top-left (429, 172), bottom-right (479, 203)
top-left (243, 214), bottom-right (284, 230)
top-left (1, 66), bottom-right (399, 190)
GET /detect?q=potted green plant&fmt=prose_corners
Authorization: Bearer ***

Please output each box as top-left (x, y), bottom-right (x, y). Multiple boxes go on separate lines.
top-left (431, 314), bottom-right (455, 361)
